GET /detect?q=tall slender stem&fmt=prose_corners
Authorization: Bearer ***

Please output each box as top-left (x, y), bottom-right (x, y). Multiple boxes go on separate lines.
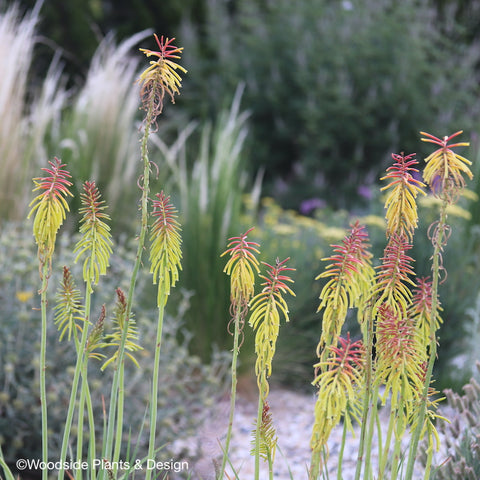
top-left (219, 306), bottom-right (242, 479)
top-left (58, 283), bottom-right (92, 480)
top-left (405, 199), bottom-right (448, 479)
top-left (103, 86), bottom-right (154, 472)
top-left (254, 391), bottom-right (263, 480)
top-left (39, 264), bottom-right (49, 480)
top-left (146, 291), bottom-right (166, 480)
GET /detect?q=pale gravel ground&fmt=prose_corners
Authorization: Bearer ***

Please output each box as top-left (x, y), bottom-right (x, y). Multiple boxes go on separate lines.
top-left (171, 386), bottom-right (433, 480)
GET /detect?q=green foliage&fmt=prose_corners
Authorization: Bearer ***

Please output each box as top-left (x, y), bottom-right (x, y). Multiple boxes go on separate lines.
top-left (180, 0), bottom-right (480, 208)
top-left (0, 222), bottom-right (229, 466)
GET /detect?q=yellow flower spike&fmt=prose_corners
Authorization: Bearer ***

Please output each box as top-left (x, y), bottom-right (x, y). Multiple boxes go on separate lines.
top-left (137, 34), bottom-right (187, 123)
top-left (149, 192), bottom-right (183, 307)
top-left (311, 335), bottom-right (364, 456)
top-left (421, 131), bottom-right (472, 200)
top-left (221, 227), bottom-right (261, 307)
top-left (73, 181), bottom-right (113, 292)
top-left (380, 152), bottom-right (426, 241)
top-left (54, 266), bottom-right (85, 342)
top-left (102, 288), bottom-right (143, 370)
top-left (28, 157), bottom-right (73, 271)
top-left (249, 257), bottom-right (295, 398)
top-left (316, 222), bottom-right (373, 351)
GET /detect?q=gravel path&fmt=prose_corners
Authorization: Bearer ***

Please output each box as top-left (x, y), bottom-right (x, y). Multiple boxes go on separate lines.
top-left (171, 385), bottom-right (431, 480)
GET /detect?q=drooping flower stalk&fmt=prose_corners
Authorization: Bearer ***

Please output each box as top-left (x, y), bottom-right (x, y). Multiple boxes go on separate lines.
top-left (220, 227), bottom-right (260, 478)
top-left (102, 35), bottom-right (185, 473)
top-left (406, 131), bottom-right (473, 479)
top-left (28, 157), bottom-right (73, 480)
top-left (146, 192), bottom-right (183, 480)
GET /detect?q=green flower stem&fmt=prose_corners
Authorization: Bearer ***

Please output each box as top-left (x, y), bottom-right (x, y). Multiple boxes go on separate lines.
top-left (84, 380), bottom-right (97, 480)
top-left (355, 305), bottom-right (375, 480)
top-left (219, 304), bottom-right (243, 479)
top-left (254, 391), bottom-right (263, 480)
top-left (309, 447), bottom-right (320, 480)
top-left (145, 290), bottom-right (167, 480)
top-left (405, 199), bottom-right (448, 479)
top-left (337, 416), bottom-right (349, 480)
top-left (103, 91), bottom-right (154, 474)
top-left (58, 286), bottom-right (92, 480)
top-left (40, 264), bottom-right (49, 480)
top-left (378, 401), bottom-right (396, 479)
top-left (390, 402), bottom-right (405, 480)
top-left (76, 359), bottom-right (97, 480)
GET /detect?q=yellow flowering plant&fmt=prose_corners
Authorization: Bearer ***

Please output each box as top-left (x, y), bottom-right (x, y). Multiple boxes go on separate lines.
top-left (307, 135), bottom-right (473, 480)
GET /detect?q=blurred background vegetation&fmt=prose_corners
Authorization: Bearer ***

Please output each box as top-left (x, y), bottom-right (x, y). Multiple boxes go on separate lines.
top-left (2, 0), bottom-right (480, 463)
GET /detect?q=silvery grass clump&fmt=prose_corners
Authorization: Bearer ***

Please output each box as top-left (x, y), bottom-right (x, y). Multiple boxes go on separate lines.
top-left (0, 1), bottom-right (68, 221)
top-left (0, 1), bottom-right (157, 227)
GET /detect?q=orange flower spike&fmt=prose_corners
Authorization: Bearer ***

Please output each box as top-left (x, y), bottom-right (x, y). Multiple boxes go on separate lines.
top-left (381, 152), bottom-right (426, 241)
top-left (421, 131), bottom-right (472, 197)
top-left (222, 227), bottom-right (261, 306)
top-left (28, 157), bottom-right (73, 268)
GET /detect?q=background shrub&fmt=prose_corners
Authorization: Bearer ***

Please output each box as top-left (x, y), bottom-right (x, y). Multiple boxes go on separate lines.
top-left (180, 0), bottom-right (480, 208)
